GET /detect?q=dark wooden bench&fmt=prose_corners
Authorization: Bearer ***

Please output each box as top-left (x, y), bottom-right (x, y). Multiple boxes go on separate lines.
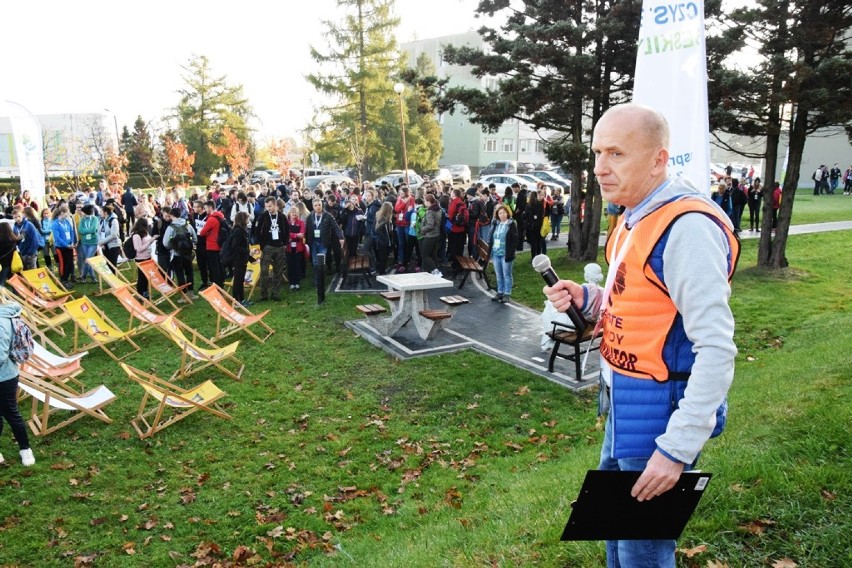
top-left (419, 309), bottom-right (452, 321)
top-left (439, 295), bottom-right (469, 306)
top-left (355, 304), bottom-right (387, 316)
top-left (546, 321), bottom-right (602, 380)
top-left (380, 291), bottom-right (402, 302)
top-left (454, 239), bottom-right (491, 290)
top-left (343, 242), bottom-right (374, 288)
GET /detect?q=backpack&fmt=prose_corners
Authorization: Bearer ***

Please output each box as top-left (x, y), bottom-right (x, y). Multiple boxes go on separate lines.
top-left (8, 316), bottom-right (34, 364)
top-left (414, 206), bottom-right (428, 239)
top-left (113, 209), bottom-right (126, 241)
top-left (121, 235), bottom-right (137, 260)
top-left (452, 203), bottom-right (469, 227)
top-left (217, 218), bottom-right (232, 248)
top-left (219, 229), bottom-right (235, 267)
top-left (169, 224), bottom-right (194, 257)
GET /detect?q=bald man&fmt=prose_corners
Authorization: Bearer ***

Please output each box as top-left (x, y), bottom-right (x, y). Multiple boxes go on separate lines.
top-left (545, 104), bottom-right (740, 567)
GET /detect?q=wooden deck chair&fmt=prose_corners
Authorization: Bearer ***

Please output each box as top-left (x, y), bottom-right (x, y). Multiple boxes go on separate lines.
top-left (86, 255), bottom-right (132, 295)
top-left (7, 274), bottom-right (70, 314)
top-left (21, 267), bottom-right (73, 301)
top-left (199, 284), bottom-right (274, 343)
top-left (17, 371), bottom-right (116, 437)
top-left (159, 315), bottom-right (244, 381)
top-left (225, 261), bottom-right (261, 301)
top-left (110, 285), bottom-right (179, 336)
top-left (136, 259), bottom-right (192, 309)
top-left (62, 296), bottom-right (142, 361)
top-left (20, 341), bottom-right (88, 391)
top-left (120, 363), bottom-right (231, 439)
top-left (0, 287), bottom-right (72, 338)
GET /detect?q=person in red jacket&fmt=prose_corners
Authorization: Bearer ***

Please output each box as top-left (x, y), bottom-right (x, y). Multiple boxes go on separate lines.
top-left (447, 188), bottom-right (468, 270)
top-left (198, 200), bottom-right (225, 287)
top-left (392, 187), bottom-right (415, 270)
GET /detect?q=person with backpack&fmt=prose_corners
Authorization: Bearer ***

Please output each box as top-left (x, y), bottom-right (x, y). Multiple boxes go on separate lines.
top-left (162, 207), bottom-right (197, 296)
top-left (523, 191), bottom-right (545, 260)
top-left (51, 204), bottom-right (77, 288)
top-left (392, 187), bottom-right (415, 271)
top-left (419, 193), bottom-right (443, 276)
top-left (550, 188), bottom-right (566, 241)
top-left (12, 206), bottom-right (39, 270)
top-left (405, 197), bottom-right (424, 272)
top-left (0, 300), bottom-right (35, 467)
top-left (198, 200), bottom-right (226, 289)
top-left (130, 219), bottom-right (155, 299)
top-left (191, 201), bottom-right (210, 292)
top-left (447, 188), bottom-right (468, 270)
top-left (340, 194), bottom-right (366, 273)
top-left (361, 190), bottom-right (381, 275)
top-left (514, 183), bottom-right (528, 251)
top-left (121, 186), bottom-right (138, 235)
top-left (229, 211), bottom-right (252, 307)
top-left (151, 210), bottom-right (173, 273)
top-left (305, 198), bottom-right (345, 289)
top-left (97, 204), bottom-right (122, 273)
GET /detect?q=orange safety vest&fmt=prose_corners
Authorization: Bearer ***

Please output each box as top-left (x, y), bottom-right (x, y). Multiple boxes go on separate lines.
top-left (602, 198), bottom-right (740, 382)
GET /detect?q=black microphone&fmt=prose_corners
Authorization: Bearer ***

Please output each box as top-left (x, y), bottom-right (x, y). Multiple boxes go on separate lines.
top-left (532, 254), bottom-right (588, 332)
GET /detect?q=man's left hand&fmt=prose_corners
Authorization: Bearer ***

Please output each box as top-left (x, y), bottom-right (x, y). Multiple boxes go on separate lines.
top-left (631, 450), bottom-right (684, 502)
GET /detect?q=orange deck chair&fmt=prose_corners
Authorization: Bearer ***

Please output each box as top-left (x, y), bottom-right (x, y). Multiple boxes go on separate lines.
top-left (136, 259), bottom-right (192, 309)
top-left (110, 285), bottom-right (180, 337)
top-left (7, 274), bottom-right (70, 315)
top-left (199, 284), bottom-right (274, 343)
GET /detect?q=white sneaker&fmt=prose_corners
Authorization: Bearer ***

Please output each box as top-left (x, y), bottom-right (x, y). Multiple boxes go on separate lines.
top-left (0, 452), bottom-right (4, 464)
top-left (20, 448), bottom-right (35, 467)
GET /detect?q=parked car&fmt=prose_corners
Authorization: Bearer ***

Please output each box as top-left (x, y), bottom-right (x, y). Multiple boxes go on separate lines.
top-left (374, 170), bottom-right (424, 190)
top-left (426, 168), bottom-right (453, 185)
top-left (517, 162), bottom-right (536, 174)
top-left (515, 174), bottom-right (562, 193)
top-left (447, 164), bottom-right (472, 186)
top-left (210, 172), bottom-right (231, 184)
top-left (529, 170), bottom-right (572, 190)
top-left (250, 170), bottom-right (271, 184)
top-left (303, 168), bottom-right (335, 178)
top-left (476, 174), bottom-right (544, 194)
top-left (480, 160), bottom-right (517, 176)
top-left (304, 175), bottom-right (356, 192)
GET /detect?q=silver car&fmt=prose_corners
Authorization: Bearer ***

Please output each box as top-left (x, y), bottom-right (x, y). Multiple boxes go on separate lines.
top-left (448, 164), bottom-right (471, 186)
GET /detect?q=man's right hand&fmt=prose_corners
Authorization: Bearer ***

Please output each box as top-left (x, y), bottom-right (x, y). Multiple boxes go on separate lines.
top-left (543, 280), bottom-right (584, 314)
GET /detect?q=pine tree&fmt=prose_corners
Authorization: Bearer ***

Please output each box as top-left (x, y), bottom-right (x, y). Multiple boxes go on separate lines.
top-left (127, 116), bottom-right (154, 175)
top-left (402, 53), bottom-right (443, 174)
top-left (174, 55), bottom-right (253, 181)
top-left (708, 1), bottom-right (852, 268)
top-left (308, 0), bottom-right (410, 180)
top-left (413, 0), bottom-right (642, 261)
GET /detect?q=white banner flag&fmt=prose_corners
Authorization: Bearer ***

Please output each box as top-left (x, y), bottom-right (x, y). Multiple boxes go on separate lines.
top-left (4, 100), bottom-right (46, 206)
top-left (633, 1), bottom-right (710, 193)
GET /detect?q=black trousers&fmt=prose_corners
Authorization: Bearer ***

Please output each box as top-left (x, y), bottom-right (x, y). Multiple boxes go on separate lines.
top-left (0, 377), bottom-right (30, 451)
top-left (196, 245), bottom-right (209, 285)
top-left (232, 261), bottom-right (247, 302)
top-left (104, 246), bottom-right (120, 273)
top-left (206, 250), bottom-right (224, 288)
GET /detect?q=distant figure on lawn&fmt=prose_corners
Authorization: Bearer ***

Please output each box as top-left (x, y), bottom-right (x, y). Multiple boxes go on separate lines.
top-left (545, 103), bottom-right (740, 568)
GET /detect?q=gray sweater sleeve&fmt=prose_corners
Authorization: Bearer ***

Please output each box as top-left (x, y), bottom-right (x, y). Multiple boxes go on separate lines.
top-left (655, 213), bottom-right (737, 464)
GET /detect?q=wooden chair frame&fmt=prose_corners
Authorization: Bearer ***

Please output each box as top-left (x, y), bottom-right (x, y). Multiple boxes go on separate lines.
top-left (85, 255), bottom-right (132, 296)
top-left (159, 315), bottom-right (245, 382)
top-left (0, 287), bottom-right (72, 338)
top-left (110, 285), bottom-right (180, 337)
top-left (136, 259), bottom-right (192, 309)
top-left (62, 296), bottom-right (142, 361)
top-left (198, 284), bottom-right (274, 344)
top-left (120, 363), bottom-right (231, 439)
top-left (21, 267), bottom-right (73, 301)
top-left (17, 372), bottom-right (116, 437)
top-left (7, 274), bottom-right (70, 315)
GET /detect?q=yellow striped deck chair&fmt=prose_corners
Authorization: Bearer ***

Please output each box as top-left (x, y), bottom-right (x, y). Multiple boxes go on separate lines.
top-left (136, 259), bottom-right (192, 309)
top-left (62, 296), bottom-right (141, 361)
top-left (159, 315), bottom-right (244, 381)
top-left (22, 268), bottom-right (73, 301)
top-left (110, 285), bottom-right (179, 336)
top-left (86, 255), bottom-right (131, 295)
top-left (17, 371), bottom-right (116, 437)
top-left (199, 284), bottom-right (274, 343)
top-left (120, 363), bottom-right (231, 439)
top-left (8, 274), bottom-right (69, 315)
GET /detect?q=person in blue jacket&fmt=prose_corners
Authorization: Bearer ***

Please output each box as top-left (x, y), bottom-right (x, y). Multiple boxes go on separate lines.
top-left (12, 206), bottom-right (40, 270)
top-left (50, 204), bottom-right (78, 287)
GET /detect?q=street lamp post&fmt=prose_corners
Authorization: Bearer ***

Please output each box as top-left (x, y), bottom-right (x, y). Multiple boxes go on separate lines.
top-left (104, 108), bottom-right (120, 151)
top-left (393, 83), bottom-right (410, 188)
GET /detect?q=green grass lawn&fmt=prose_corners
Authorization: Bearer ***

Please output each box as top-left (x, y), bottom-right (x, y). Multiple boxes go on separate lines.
top-left (0, 228), bottom-right (850, 567)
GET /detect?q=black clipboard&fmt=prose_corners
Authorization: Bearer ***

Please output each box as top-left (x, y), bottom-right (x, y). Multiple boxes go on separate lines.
top-left (561, 470), bottom-right (712, 541)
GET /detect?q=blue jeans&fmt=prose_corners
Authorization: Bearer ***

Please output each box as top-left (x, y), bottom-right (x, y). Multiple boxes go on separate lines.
top-left (551, 213), bottom-right (563, 236)
top-left (478, 224), bottom-right (492, 245)
top-left (493, 254), bottom-right (513, 296)
top-left (599, 413), bottom-right (686, 568)
top-left (395, 226), bottom-right (408, 265)
top-left (79, 244), bottom-right (98, 279)
top-left (0, 377), bottom-right (30, 451)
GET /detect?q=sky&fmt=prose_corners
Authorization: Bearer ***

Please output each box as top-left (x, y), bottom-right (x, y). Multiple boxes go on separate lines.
top-left (3, 0), bottom-right (485, 143)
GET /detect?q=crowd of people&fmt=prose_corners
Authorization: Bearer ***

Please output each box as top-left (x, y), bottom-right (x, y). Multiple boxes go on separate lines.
top-left (0, 173), bottom-right (572, 308)
top-left (711, 175), bottom-right (782, 233)
top-left (812, 163), bottom-right (852, 196)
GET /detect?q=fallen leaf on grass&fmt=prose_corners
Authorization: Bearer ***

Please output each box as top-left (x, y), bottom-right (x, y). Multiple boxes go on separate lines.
top-left (821, 490), bottom-right (836, 501)
top-left (515, 385), bottom-right (530, 396)
top-left (116, 431), bottom-right (131, 440)
top-left (74, 553), bottom-right (97, 566)
top-left (445, 487), bottom-right (463, 509)
top-left (89, 517), bottom-right (108, 527)
top-left (771, 559), bottom-right (797, 568)
top-left (505, 441), bottom-right (524, 451)
top-left (677, 544), bottom-right (707, 558)
top-left (738, 519), bottom-right (775, 535)
top-left (122, 542), bottom-right (135, 555)
top-left (51, 462), bottom-right (75, 470)
top-left (160, 534), bottom-right (172, 542)
top-left (705, 561), bottom-right (730, 568)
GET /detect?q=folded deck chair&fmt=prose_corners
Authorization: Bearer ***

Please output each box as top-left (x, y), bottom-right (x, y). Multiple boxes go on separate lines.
top-left (136, 259), bottom-right (192, 309)
top-left (120, 363), bottom-right (231, 439)
top-left (20, 340), bottom-right (88, 390)
top-left (198, 284), bottom-right (274, 343)
top-left (86, 255), bottom-right (132, 296)
top-left (17, 372), bottom-right (116, 437)
top-left (110, 285), bottom-right (179, 336)
top-left (21, 268), bottom-right (73, 301)
top-left (62, 296), bottom-right (142, 361)
top-left (0, 286), bottom-right (71, 338)
top-left (159, 315), bottom-right (244, 381)
top-left (7, 274), bottom-right (70, 314)
top-left (225, 261), bottom-right (261, 301)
